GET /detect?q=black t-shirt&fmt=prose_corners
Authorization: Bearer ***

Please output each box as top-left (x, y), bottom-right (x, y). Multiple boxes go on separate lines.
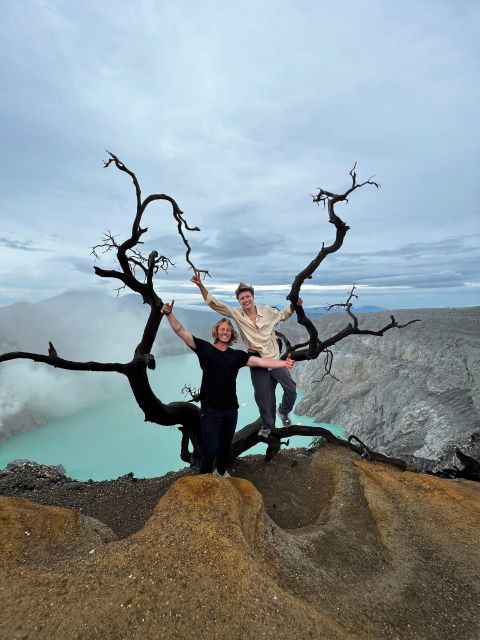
top-left (190, 336), bottom-right (250, 410)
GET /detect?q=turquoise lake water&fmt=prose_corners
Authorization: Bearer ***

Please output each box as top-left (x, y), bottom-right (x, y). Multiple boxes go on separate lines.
top-left (0, 353), bottom-right (342, 480)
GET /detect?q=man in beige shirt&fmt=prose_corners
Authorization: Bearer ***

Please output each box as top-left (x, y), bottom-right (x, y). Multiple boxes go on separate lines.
top-left (191, 272), bottom-right (298, 437)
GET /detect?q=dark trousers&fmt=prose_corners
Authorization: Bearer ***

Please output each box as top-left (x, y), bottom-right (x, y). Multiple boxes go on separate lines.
top-left (250, 366), bottom-right (297, 430)
top-left (199, 406), bottom-right (238, 475)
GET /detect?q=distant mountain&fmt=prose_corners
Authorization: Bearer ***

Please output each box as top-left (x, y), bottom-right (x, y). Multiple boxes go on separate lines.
top-left (306, 305), bottom-right (384, 318)
top-left (352, 305), bottom-right (385, 313)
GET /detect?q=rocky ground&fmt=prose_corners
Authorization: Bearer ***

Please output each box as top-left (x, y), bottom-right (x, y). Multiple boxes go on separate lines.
top-left (1, 447), bottom-right (480, 640)
top-left (0, 460), bottom-right (195, 539)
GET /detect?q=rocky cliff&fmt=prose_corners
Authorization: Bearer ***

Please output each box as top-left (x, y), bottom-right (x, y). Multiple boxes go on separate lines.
top-left (293, 307), bottom-right (480, 470)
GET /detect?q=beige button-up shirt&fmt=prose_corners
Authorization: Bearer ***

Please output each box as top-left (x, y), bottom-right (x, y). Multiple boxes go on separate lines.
top-left (205, 293), bottom-right (293, 359)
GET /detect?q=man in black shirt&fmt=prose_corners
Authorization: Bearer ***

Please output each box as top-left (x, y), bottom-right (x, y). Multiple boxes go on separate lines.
top-left (161, 301), bottom-right (294, 476)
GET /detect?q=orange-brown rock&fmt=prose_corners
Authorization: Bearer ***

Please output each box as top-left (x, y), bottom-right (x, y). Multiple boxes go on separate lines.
top-left (1, 447), bottom-right (480, 639)
top-left (0, 496), bottom-right (116, 561)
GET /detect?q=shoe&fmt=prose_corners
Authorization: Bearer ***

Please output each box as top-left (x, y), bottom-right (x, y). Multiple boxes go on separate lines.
top-left (258, 426), bottom-right (271, 438)
top-left (213, 468), bottom-right (231, 477)
top-left (277, 408), bottom-right (292, 427)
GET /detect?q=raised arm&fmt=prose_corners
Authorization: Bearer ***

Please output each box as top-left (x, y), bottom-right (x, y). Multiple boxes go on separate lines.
top-left (191, 270), bottom-right (235, 317)
top-left (247, 354), bottom-right (294, 371)
top-left (161, 301), bottom-right (196, 349)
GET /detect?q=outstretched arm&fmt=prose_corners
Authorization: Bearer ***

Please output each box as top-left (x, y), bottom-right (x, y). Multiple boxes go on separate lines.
top-left (191, 270), bottom-right (235, 317)
top-left (161, 301), bottom-right (196, 349)
top-left (247, 354), bottom-right (294, 371)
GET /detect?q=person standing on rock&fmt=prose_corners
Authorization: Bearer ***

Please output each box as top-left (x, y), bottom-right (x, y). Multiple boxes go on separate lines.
top-left (191, 271), bottom-right (301, 438)
top-left (161, 301), bottom-right (294, 477)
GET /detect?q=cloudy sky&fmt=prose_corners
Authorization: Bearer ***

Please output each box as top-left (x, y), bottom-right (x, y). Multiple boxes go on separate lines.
top-left (0, 0), bottom-right (478, 311)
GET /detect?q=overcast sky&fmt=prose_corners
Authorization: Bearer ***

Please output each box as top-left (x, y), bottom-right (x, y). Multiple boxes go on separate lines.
top-left (0, 0), bottom-right (478, 311)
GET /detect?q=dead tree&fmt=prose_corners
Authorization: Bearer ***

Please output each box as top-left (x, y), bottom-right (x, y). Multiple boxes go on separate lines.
top-left (0, 155), bottom-right (416, 469)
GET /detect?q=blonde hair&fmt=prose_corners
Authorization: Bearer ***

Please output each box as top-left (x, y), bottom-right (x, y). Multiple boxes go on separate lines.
top-left (211, 317), bottom-right (238, 345)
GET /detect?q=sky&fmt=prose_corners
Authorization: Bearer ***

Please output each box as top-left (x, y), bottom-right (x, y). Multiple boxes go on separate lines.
top-left (0, 0), bottom-right (479, 312)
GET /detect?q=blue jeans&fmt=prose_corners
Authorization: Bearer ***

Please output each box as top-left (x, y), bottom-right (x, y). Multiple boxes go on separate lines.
top-left (200, 406), bottom-right (238, 475)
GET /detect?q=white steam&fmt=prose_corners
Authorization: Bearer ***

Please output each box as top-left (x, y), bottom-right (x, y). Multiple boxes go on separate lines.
top-left (0, 291), bottom-right (152, 439)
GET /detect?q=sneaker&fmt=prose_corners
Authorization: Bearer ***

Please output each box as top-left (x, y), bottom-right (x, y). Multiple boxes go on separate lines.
top-left (258, 426), bottom-right (271, 438)
top-left (213, 468), bottom-right (231, 477)
top-left (277, 408), bottom-right (292, 427)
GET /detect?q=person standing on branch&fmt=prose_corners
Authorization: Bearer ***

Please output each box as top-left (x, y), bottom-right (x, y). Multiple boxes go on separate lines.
top-left (161, 301), bottom-right (294, 476)
top-left (191, 271), bottom-right (301, 438)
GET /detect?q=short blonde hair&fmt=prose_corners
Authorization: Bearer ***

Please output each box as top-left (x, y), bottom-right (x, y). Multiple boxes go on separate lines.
top-left (211, 317), bottom-right (238, 345)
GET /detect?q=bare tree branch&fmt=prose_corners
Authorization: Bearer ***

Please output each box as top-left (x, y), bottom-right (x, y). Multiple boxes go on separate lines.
top-left (0, 348), bottom-right (127, 374)
top-left (286, 166), bottom-right (380, 359)
top-left (102, 153), bottom-right (208, 292)
top-left (104, 151), bottom-right (142, 210)
top-left (313, 349), bottom-right (342, 383)
top-left (324, 285), bottom-right (359, 326)
top-left (91, 230), bottom-right (121, 261)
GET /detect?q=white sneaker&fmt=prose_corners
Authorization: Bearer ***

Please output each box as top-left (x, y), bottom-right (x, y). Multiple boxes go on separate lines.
top-left (213, 468), bottom-right (231, 477)
top-left (258, 426), bottom-right (271, 438)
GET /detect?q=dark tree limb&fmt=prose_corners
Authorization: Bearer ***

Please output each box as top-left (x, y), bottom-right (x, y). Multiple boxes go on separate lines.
top-left (324, 285), bottom-right (359, 325)
top-left (312, 349), bottom-right (342, 383)
top-left (434, 449), bottom-right (480, 481)
top-left (0, 348), bottom-right (127, 374)
top-left (289, 285), bottom-right (420, 366)
top-left (229, 422), bottom-right (407, 471)
top-left (288, 313), bottom-right (420, 364)
top-left (286, 166), bottom-right (380, 360)
top-left (101, 152), bottom-right (208, 291)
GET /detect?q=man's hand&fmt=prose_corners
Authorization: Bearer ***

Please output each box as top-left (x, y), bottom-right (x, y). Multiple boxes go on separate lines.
top-left (161, 300), bottom-right (175, 315)
top-left (285, 354), bottom-right (294, 370)
top-left (191, 270), bottom-right (202, 287)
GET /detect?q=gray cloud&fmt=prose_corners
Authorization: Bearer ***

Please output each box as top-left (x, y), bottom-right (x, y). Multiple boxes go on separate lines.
top-left (347, 236), bottom-right (480, 259)
top-left (200, 229), bottom-right (286, 262)
top-left (0, 238), bottom-right (43, 251)
top-left (41, 254), bottom-right (97, 276)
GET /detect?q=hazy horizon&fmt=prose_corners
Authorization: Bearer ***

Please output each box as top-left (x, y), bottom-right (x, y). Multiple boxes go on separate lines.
top-left (1, 285), bottom-right (478, 314)
top-left (0, 287), bottom-right (386, 311)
